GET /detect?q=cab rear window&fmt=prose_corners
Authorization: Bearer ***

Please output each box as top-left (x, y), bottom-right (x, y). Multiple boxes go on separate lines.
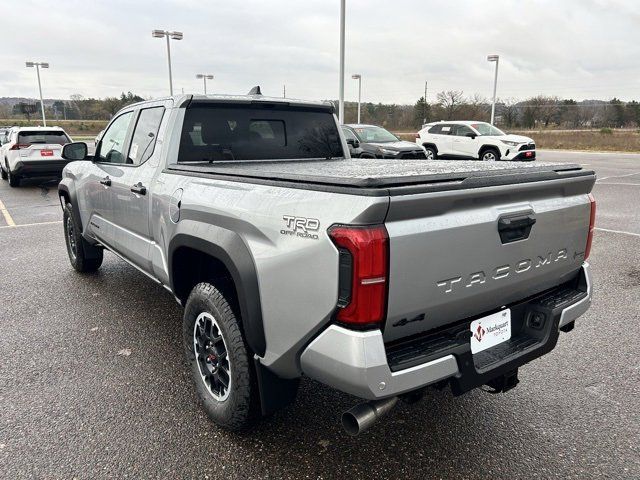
top-left (17, 131), bottom-right (70, 145)
top-left (177, 104), bottom-right (342, 162)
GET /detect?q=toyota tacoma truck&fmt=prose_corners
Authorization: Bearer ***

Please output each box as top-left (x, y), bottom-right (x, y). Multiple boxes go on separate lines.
top-left (57, 91), bottom-right (595, 436)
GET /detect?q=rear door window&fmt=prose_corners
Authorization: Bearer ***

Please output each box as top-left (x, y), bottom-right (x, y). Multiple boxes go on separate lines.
top-left (452, 125), bottom-right (475, 136)
top-left (17, 130), bottom-right (70, 145)
top-left (127, 107), bottom-right (165, 165)
top-left (178, 104), bottom-right (342, 162)
top-left (439, 125), bottom-right (452, 135)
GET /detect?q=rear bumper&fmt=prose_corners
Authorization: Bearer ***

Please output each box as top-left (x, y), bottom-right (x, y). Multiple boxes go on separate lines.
top-left (300, 263), bottom-right (592, 400)
top-left (12, 159), bottom-right (72, 177)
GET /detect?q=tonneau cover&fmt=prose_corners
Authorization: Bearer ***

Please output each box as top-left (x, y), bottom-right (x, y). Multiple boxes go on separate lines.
top-left (168, 159), bottom-right (591, 193)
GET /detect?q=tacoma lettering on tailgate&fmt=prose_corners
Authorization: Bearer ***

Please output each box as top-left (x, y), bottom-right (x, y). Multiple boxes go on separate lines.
top-left (436, 248), bottom-right (572, 294)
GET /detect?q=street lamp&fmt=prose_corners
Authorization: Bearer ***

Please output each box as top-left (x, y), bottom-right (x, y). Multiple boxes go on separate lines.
top-left (351, 74), bottom-right (362, 123)
top-left (25, 61), bottom-right (49, 126)
top-left (152, 29), bottom-right (184, 95)
top-left (196, 74), bottom-right (214, 94)
top-left (338, 0), bottom-right (346, 123)
top-left (487, 54), bottom-right (499, 125)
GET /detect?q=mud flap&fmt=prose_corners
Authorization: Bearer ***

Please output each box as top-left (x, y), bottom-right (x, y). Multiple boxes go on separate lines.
top-left (254, 357), bottom-right (300, 416)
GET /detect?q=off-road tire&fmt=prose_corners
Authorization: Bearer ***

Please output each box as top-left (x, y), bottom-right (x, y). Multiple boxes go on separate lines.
top-left (183, 282), bottom-right (259, 431)
top-left (63, 203), bottom-right (103, 272)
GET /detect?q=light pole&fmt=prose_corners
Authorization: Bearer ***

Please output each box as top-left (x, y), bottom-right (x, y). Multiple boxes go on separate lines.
top-left (25, 61), bottom-right (49, 126)
top-left (196, 74), bottom-right (214, 94)
top-left (152, 29), bottom-right (184, 95)
top-left (351, 74), bottom-right (361, 123)
top-left (338, 0), bottom-right (346, 123)
top-left (487, 54), bottom-right (499, 125)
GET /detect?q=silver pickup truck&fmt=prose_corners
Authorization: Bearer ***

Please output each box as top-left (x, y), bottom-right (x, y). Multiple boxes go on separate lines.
top-left (58, 92), bottom-right (595, 436)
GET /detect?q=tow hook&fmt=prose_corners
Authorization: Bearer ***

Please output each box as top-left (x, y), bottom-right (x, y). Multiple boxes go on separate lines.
top-left (484, 368), bottom-right (520, 394)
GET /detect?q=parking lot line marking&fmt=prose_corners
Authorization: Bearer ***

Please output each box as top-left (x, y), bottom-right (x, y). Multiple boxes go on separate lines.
top-left (595, 227), bottom-right (640, 238)
top-left (596, 172), bottom-right (640, 182)
top-left (0, 220), bottom-right (62, 230)
top-left (0, 198), bottom-right (16, 227)
top-left (596, 182), bottom-right (640, 186)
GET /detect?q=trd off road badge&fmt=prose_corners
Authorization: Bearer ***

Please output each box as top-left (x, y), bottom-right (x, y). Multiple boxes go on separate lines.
top-left (281, 215), bottom-right (320, 240)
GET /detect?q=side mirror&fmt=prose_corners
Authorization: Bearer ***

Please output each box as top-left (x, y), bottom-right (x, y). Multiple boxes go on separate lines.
top-left (465, 132), bottom-right (477, 139)
top-left (346, 138), bottom-right (360, 148)
top-left (62, 142), bottom-right (89, 161)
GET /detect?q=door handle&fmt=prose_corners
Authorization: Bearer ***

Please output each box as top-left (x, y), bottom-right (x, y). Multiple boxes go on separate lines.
top-left (130, 182), bottom-right (147, 195)
top-left (100, 176), bottom-right (111, 186)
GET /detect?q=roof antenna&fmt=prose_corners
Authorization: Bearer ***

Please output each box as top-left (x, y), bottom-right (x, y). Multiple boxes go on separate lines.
top-left (248, 86), bottom-right (262, 95)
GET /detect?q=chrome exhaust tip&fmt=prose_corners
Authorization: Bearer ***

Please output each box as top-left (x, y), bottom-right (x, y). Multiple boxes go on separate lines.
top-left (341, 397), bottom-right (398, 436)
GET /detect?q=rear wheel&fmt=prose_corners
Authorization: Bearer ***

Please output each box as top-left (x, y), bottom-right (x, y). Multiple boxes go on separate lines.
top-left (183, 282), bottom-right (259, 431)
top-left (63, 203), bottom-right (103, 272)
top-left (423, 146), bottom-right (437, 160)
top-left (7, 169), bottom-right (20, 187)
top-left (480, 148), bottom-right (500, 161)
top-left (1, 167), bottom-right (7, 180)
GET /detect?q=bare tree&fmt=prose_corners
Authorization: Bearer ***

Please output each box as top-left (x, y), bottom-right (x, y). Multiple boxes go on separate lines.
top-left (499, 98), bottom-right (520, 128)
top-left (463, 93), bottom-right (490, 121)
top-left (436, 90), bottom-right (464, 120)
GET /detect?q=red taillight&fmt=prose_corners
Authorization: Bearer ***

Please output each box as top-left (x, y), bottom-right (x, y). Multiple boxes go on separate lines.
top-left (10, 144), bottom-right (29, 150)
top-left (414, 133), bottom-right (420, 139)
top-left (329, 225), bottom-right (389, 327)
top-left (584, 193), bottom-right (596, 260)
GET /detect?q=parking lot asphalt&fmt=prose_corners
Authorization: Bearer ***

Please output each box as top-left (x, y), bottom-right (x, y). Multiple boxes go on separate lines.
top-left (1, 151), bottom-right (639, 479)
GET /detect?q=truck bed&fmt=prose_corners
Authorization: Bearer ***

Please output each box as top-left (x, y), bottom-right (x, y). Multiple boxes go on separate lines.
top-left (167, 159), bottom-right (593, 194)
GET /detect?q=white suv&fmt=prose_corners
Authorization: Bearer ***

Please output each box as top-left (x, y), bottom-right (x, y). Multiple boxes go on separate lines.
top-left (416, 121), bottom-right (535, 161)
top-left (1, 126), bottom-right (72, 187)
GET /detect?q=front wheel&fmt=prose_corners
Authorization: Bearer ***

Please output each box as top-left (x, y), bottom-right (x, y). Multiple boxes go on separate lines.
top-left (183, 282), bottom-right (259, 431)
top-left (480, 148), bottom-right (500, 161)
top-left (63, 203), bottom-right (103, 272)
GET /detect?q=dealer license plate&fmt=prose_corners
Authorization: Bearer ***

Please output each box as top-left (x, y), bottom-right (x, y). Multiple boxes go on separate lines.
top-left (470, 309), bottom-right (511, 354)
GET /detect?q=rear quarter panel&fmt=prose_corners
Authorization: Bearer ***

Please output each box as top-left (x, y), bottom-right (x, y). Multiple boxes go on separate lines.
top-left (151, 173), bottom-right (389, 377)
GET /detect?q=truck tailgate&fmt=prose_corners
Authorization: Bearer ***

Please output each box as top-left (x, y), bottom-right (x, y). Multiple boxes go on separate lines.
top-left (384, 173), bottom-right (595, 342)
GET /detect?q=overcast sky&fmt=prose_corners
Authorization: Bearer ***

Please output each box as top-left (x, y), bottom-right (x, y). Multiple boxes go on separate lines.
top-left (1, 0), bottom-right (638, 104)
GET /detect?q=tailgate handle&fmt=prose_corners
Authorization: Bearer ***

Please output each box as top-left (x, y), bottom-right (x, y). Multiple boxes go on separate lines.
top-left (498, 214), bottom-right (536, 244)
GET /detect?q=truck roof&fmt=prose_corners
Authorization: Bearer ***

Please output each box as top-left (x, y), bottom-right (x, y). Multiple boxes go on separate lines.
top-left (125, 94), bottom-right (335, 111)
